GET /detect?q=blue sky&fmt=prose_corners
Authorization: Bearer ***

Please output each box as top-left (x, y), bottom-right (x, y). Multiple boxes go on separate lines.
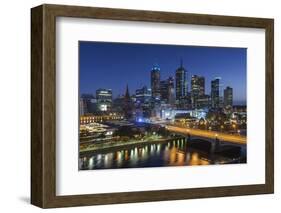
top-left (79, 41), bottom-right (246, 104)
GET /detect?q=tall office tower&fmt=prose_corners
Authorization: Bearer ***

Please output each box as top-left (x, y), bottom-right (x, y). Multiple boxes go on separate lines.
top-left (224, 86), bottom-right (233, 107)
top-left (135, 86), bottom-right (152, 119)
top-left (175, 60), bottom-right (187, 103)
top-left (198, 77), bottom-right (205, 96)
top-left (191, 75), bottom-right (205, 108)
top-left (211, 77), bottom-right (220, 108)
top-left (160, 76), bottom-right (175, 104)
top-left (150, 64), bottom-right (161, 99)
top-left (96, 89), bottom-right (112, 111)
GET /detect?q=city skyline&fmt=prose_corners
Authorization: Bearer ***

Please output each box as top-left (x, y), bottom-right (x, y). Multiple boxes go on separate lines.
top-left (79, 41), bottom-right (247, 105)
top-left (79, 41), bottom-right (247, 170)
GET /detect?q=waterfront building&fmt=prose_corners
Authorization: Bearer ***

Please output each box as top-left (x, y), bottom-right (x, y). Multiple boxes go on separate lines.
top-left (161, 108), bottom-right (207, 120)
top-left (80, 113), bottom-right (124, 124)
top-left (174, 113), bottom-right (197, 128)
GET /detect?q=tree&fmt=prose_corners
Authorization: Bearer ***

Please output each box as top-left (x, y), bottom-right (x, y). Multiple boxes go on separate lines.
top-left (113, 126), bottom-right (141, 139)
top-left (157, 127), bottom-right (169, 137)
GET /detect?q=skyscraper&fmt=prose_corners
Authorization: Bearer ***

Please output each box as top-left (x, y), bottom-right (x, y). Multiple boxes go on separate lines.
top-left (224, 86), bottom-right (233, 107)
top-left (151, 64), bottom-right (161, 99)
top-left (160, 76), bottom-right (175, 104)
top-left (175, 60), bottom-right (187, 103)
top-left (191, 75), bottom-right (205, 108)
top-left (211, 78), bottom-right (220, 108)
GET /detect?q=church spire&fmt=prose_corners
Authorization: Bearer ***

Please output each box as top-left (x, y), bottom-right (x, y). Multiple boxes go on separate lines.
top-left (123, 84), bottom-right (133, 119)
top-left (125, 84), bottom-right (130, 98)
top-left (180, 58), bottom-right (183, 68)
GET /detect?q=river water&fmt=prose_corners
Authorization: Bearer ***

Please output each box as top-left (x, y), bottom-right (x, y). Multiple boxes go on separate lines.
top-left (79, 138), bottom-right (241, 170)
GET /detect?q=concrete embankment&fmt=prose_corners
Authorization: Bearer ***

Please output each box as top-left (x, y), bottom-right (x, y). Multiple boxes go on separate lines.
top-left (80, 137), bottom-right (183, 156)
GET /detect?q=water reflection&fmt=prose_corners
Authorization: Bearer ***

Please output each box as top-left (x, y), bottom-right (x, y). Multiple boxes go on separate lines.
top-left (80, 139), bottom-right (231, 170)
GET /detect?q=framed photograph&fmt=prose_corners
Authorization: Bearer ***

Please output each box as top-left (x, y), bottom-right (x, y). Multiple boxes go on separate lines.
top-left (31, 4), bottom-right (274, 208)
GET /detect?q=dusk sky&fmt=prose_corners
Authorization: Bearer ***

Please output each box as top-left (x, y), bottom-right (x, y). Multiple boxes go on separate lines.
top-left (79, 41), bottom-right (247, 105)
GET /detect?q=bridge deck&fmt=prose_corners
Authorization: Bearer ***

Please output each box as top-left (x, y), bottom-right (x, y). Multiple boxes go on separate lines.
top-left (166, 125), bottom-right (246, 145)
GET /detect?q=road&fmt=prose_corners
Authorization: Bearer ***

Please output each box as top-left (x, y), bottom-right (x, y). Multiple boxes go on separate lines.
top-left (166, 125), bottom-right (246, 145)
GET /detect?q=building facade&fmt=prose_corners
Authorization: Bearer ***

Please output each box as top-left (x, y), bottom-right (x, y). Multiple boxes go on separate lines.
top-left (211, 78), bottom-right (220, 108)
top-left (224, 86), bottom-right (233, 107)
top-left (191, 75), bottom-right (205, 108)
top-left (175, 61), bottom-right (187, 105)
top-left (196, 95), bottom-right (211, 109)
top-left (136, 86), bottom-right (152, 103)
top-left (96, 89), bottom-right (112, 111)
top-left (80, 94), bottom-right (97, 114)
top-left (150, 64), bottom-right (161, 99)
top-left (160, 76), bottom-right (175, 104)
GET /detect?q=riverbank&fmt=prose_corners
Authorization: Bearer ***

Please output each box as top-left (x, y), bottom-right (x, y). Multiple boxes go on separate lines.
top-left (80, 136), bottom-right (183, 156)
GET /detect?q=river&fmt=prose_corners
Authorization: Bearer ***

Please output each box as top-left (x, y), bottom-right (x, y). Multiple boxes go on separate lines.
top-left (79, 138), bottom-right (243, 170)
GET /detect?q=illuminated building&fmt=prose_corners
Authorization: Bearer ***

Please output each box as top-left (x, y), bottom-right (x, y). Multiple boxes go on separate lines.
top-left (224, 86), bottom-right (233, 107)
top-left (174, 113), bottom-right (197, 127)
top-left (211, 77), bottom-right (220, 108)
top-left (161, 108), bottom-right (207, 120)
top-left (191, 75), bottom-right (205, 108)
top-left (160, 76), bottom-right (175, 104)
top-left (80, 113), bottom-right (124, 124)
top-left (135, 86), bottom-right (152, 119)
top-left (96, 89), bottom-right (112, 111)
top-left (175, 60), bottom-right (187, 106)
top-left (196, 95), bottom-right (211, 109)
top-left (150, 64), bottom-right (161, 99)
top-left (79, 98), bottom-right (87, 116)
top-left (135, 86), bottom-right (151, 103)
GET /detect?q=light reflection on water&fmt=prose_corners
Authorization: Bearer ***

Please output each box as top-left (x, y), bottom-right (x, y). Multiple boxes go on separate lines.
top-left (80, 139), bottom-right (216, 170)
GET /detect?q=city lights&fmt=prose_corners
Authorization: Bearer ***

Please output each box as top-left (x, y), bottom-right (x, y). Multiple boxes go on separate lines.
top-left (79, 42), bottom-right (247, 170)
